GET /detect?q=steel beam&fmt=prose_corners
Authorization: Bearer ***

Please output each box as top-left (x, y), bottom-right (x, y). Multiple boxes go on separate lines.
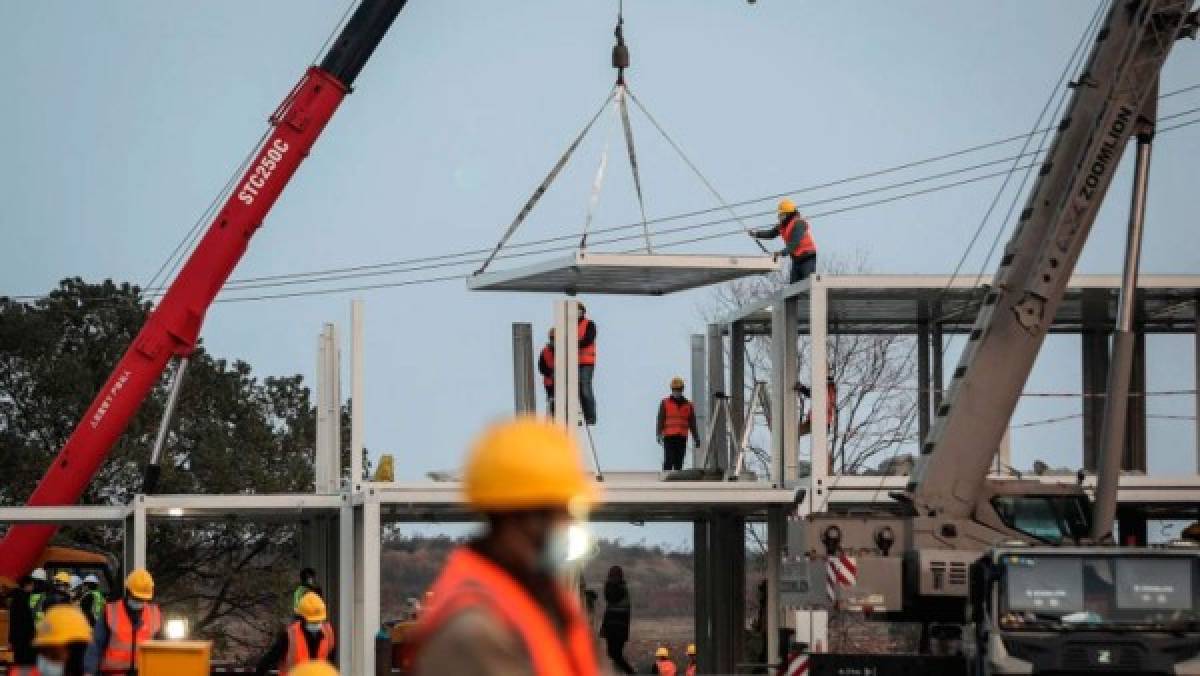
top-left (351, 300), bottom-right (365, 491)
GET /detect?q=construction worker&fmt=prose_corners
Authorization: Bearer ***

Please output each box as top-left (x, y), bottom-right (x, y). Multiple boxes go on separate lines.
top-left (9, 574), bottom-right (40, 665)
top-left (539, 328), bottom-right (556, 415)
top-left (80, 575), bottom-right (106, 626)
top-left (578, 303), bottom-right (598, 425)
top-left (292, 567), bottom-right (323, 615)
top-left (685, 643), bottom-right (697, 676)
top-left (752, 198), bottom-right (817, 284)
top-left (599, 565), bottom-right (634, 674)
top-left (85, 568), bottom-right (163, 676)
top-left (411, 417), bottom-right (601, 676)
top-left (47, 572), bottom-right (73, 607)
top-left (67, 576), bottom-right (83, 603)
top-left (10, 605), bottom-right (93, 676)
top-left (652, 646), bottom-right (676, 676)
top-left (286, 660), bottom-right (339, 676)
top-left (29, 568), bottom-right (49, 623)
top-left (656, 377), bottom-right (700, 471)
top-left (255, 592), bottom-right (336, 676)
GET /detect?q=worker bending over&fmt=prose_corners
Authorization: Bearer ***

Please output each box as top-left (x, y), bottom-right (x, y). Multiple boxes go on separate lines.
top-left (656, 377), bottom-right (700, 471)
top-left (85, 568), bottom-right (163, 675)
top-left (577, 304), bottom-right (598, 425)
top-left (256, 592), bottom-right (336, 675)
top-left (412, 417), bottom-right (600, 676)
top-left (653, 646), bottom-right (676, 675)
top-left (752, 199), bottom-right (817, 284)
top-left (538, 328), bottom-right (556, 414)
top-left (10, 605), bottom-right (93, 676)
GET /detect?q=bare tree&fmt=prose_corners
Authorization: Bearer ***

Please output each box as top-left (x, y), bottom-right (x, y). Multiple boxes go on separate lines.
top-left (704, 249), bottom-right (918, 478)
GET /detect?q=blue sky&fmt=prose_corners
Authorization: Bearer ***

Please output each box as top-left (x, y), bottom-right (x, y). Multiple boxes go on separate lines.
top-left (3, 1), bottom-right (1199, 546)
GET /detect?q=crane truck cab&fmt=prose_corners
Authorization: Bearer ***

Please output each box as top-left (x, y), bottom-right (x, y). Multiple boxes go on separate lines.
top-left (970, 544), bottom-right (1200, 675)
top-left (0, 546), bottom-right (118, 665)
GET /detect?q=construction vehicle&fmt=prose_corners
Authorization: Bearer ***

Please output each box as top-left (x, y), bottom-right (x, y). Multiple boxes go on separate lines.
top-left (787, 0), bottom-right (1200, 672)
top-left (0, 0), bottom-right (409, 582)
top-left (1, 546), bottom-right (118, 664)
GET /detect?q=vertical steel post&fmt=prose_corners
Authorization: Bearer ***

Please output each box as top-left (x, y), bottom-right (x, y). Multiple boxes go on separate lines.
top-left (130, 496), bottom-right (147, 570)
top-left (809, 282), bottom-right (829, 489)
top-left (1091, 100), bottom-right (1154, 542)
top-left (1080, 288), bottom-right (1111, 471)
top-left (142, 357), bottom-right (190, 493)
top-left (917, 303), bottom-right (931, 446)
top-left (731, 321), bottom-right (747, 442)
top-left (351, 301), bottom-right (365, 490)
top-left (691, 334), bottom-right (708, 467)
top-left (693, 517), bottom-right (712, 672)
top-left (931, 303), bottom-right (944, 411)
top-left (1196, 301), bottom-right (1200, 472)
top-left (771, 294), bottom-right (800, 485)
top-left (354, 493), bottom-right (381, 676)
top-left (707, 324), bottom-right (728, 471)
top-left (338, 496), bottom-right (355, 676)
top-left (512, 323), bottom-right (536, 414)
top-left (766, 506), bottom-right (785, 674)
top-left (316, 324), bottom-right (341, 493)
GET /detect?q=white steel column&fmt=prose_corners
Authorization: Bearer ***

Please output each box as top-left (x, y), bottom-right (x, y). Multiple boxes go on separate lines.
top-left (552, 300), bottom-right (582, 432)
top-left (353, 493), bottom-right (381, 676)
top-left (131, 496), bottom-right (147, 570)
top-left (810, 280), bottom-right (829, 494)
top-left (351, 301), bottom-right (365, 491)
top-left (338, 496), bottom-right (355, 676)
top-left (771, 295), bottom-right (800, 486)
top-left (691, 334), bottom-right (708, 465)
top-left (1195, 306), bottom-right (1199, 472)
top-left (766, 506), bottom-right (785, 674)
top-left (707, 324), bottom-right (728, 470)
top-left (316, 323), bottom-right (341, 493)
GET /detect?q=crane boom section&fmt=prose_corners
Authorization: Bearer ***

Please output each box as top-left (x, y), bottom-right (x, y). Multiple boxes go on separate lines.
top-left (0, 0), bottom-right (407, 581)
top-left (908, 0), bottom-right (1195, 518)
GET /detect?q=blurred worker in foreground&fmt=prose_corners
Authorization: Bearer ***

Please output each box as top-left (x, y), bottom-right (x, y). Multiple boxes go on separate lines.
top-left (10, 605), bottom-right (93, 676)
top-left (9, 574), bottom-right (40, 665)
top-left (599, 565), bottom-right (634, 674)
top-left (412, 417), bottom-right (601, 676)
top-left (685, 643), bottom-right (697, 676)
top-left (293, 567), bottom-right (323, 616)
top-left (577, 304), bottom-right (598, 425)
top-left (656, 377), bottom-right (700, 471)
top-left (752, 199), bottom-right (817, 284)
top-left (85, 568), bottom-right (163, 676)
top-left (538, 328), bottom-right (556, 415)
top-left (285, 659), bottom-right (339, 676)
top-left (80, 575), bottom-right (105, 626)
top-left (256, 592), bottom-right (336, 676)
top-left (652, 646), bottom-right (676, 676)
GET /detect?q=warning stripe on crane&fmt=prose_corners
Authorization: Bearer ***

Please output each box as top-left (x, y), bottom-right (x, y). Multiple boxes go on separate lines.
top-left (826, 552), bottom-right (857, 603)
top-left (784, 652), bottom-right (810, 676)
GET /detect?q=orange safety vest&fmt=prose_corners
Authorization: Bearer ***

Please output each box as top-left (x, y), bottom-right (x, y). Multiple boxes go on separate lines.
top-left (540, 345), bottom-right (555, 387)
top-left (578, 318), bottom-right (596, 365)
top-left (414, 547), bottom-right (598, 676)
top-left (780, 215), bottom-right (816, 258)
top-left (10, 667), bottom-right (40, 676)
top-left (281, 620), bottom-right (335, 672)
top-left (661, 397), bottom-right (694, 438)
top-left (99, 601), bottom-right (162, 673)
top-left (656, 658), bottom-right (678, 676)
top-left (686, 661), bottom-right (697, 676)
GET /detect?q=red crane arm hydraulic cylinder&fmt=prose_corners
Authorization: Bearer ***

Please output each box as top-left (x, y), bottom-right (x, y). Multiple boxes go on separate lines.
top-left (0, 0), bottom-right (406, 582)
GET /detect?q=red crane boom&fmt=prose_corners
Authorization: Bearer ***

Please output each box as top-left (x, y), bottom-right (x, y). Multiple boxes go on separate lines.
top-left (0, 0), bottom-right (407, 581)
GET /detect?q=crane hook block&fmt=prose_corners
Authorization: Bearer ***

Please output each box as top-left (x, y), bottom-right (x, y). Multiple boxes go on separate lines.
top-left (612, 43), bottom-right (630, 70)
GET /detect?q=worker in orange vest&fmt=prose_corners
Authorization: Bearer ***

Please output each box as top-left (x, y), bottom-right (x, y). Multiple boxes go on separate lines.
top-left (577, 304), bottom-right (598, 425)
top-left (752, 198), bottom-right (816, 284)
top-left (652, 646), bottom-right (677, 675)
top-left (10, 605), bottom-right (93, 676)
top-left (685, 643), bottom-right (698, 676)
top-left (412, 417), bottom-right (601, 676)
top-left (84, 568), bottom-right (163, 675)
top-left (656, 377), bottom-right (700, 471)
top-left (255, 592), bottom-right (336, 676)
top-left (538, 328), bottom-right (556, 415)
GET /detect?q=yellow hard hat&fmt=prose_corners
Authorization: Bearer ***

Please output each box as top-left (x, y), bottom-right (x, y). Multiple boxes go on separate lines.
top-left (33, 605), bottom-right (93, 647)
top-left (297, 591), bottom-right (328, 623)
top-left (778, 198), bottom-right (797, 214)
top-left (464, 417), bottom-right (601, 512)
top-left (287, 660), bottom-right (339, 676)
top-left (687, 643), bottom-right (697, 656)
top-left (53, 571), bottom-right (72, 585)
top-left (125, 568), bottom-right (154, 601)
top-left (669, 376), bottom-right (685, 390)
top-left (656, 646), bottom-right (670, 658)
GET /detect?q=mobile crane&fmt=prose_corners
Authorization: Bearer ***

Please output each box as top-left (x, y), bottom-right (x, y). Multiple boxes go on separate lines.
top-left (790, 1), bottom-right (1200, 673)
top-left (0, 0), bottom-right (409, 583)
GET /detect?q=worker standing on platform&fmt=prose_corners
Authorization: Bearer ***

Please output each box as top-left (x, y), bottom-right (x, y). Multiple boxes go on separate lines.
top-left (256, 592), bottom-right (336, 676)
top-left (652, 646), bottom-right (677, 675)
top-left (85, 568), bottom-right (163, 675)
top-left (752, 199), bottom-right (816, 284)
top-left (412, 417), bottom-right (600, 676)
top-left (11, 605), bottom-right (93, 676)
top-left (578, 304), bottom-right (598, 425)
top-left (657, 377), bottom-right (700, 471)
top-left (539, 328), bottom-right (556, 415)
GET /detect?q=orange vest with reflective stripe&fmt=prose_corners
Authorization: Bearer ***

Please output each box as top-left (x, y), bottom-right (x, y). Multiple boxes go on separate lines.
top-left (656, 658), bottom-right (678, 676)
top-left (578, 319), bottom-right (596, 365)
top-left (100, 601), bottom-right (162, 672)
top-left (780, 216), bottom-right (816, 257)
top-left (281, 620), bottom-right (335, 672)
top-left (414, 547), bottom-right (598, 676)
top-left (661, 397), bottom-right (694, 438)
top-left (10, 667), bottom-right (40, 676)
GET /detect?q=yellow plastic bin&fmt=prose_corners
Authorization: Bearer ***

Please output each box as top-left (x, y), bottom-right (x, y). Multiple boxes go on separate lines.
top-left (136, 639), bottom-right (212, 676)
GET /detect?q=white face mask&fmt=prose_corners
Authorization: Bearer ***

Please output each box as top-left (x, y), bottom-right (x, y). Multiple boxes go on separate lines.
top-left (304, 622), bottom-right (323, 633)
top-left (36, 654), bottom-right (64, 676)
top-left (536, 524), bottom-right (573, 575)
